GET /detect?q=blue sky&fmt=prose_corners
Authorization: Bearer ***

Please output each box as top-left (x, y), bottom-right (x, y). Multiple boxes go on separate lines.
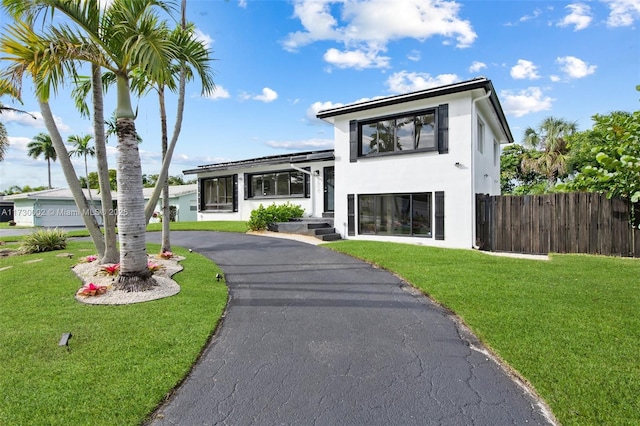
top-left (1, 0), bottom-right (638, 191)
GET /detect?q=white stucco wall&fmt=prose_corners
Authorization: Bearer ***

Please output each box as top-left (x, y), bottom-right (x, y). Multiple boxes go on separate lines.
top-left (12, 199), bottom-right (37, 226)
top-left (331, 90), bottom-right (503, 249)
top-left (196, 160), bottom-right (332, 222)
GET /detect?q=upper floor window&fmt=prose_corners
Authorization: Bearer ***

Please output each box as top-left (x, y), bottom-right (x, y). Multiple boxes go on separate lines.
top-left (247, 169), bottom-right (309, 198)
top-left (349, 104), bottom-right (448, 162)
top-left (360, 110), bottom-right (436, 157)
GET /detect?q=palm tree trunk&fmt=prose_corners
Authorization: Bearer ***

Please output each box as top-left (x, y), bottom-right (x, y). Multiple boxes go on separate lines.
top-left (114, 75), bottom-right (156, 291)
top-left (158, 85), bottom-right (171, 252)
top-left (144, 1), bottom-right (188, 224)
top-left (47, 157), bottom-right (52, 189)
top-left (91, 64), bottom-right (118, 264)
top-left (38, 99), bottom-right (105, 256)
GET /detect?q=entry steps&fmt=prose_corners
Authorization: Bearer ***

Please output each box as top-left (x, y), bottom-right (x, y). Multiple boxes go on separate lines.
top-left (268, 215), bottom-right (341, 241)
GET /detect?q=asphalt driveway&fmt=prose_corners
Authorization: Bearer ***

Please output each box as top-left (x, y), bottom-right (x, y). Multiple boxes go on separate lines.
top-left (148, 231), bottom-right (554, 425)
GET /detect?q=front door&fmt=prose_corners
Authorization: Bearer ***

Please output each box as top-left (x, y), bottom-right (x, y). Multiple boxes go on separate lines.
top-left (323, 166), bottom-right (335, 213)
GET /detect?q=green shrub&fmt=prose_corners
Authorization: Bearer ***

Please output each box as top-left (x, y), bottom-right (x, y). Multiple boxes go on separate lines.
top-left (20, 228), bottom-right (67, 253)
top-left (247, 203), bottom-right (305, 231)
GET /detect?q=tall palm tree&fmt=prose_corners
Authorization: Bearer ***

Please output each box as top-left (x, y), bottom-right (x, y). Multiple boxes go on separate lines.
top-left (67, 0), bottom-right (214, 255)
top-left (68, 134), bottom-right (96, 204)
top-left (68, 134), bottom-right (94, 185)
top-left (1, 7), bottom-right (107, 258)
top-left (21, 0), bottom-right (203, 291)
top-left (521, 116), bottom-right (577, 187)
top-left (27, 132), bottom-right (57, 188)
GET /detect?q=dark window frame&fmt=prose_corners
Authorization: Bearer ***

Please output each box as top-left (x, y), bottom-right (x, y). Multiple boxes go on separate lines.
top-left (246, 168), bottom-right (310, 199)
top-left (199, 175), bottom-right (238, 212)
top-left (357, 192), bottom-right (436, 238)
top-left (358, 108), bottom-right (438, 158)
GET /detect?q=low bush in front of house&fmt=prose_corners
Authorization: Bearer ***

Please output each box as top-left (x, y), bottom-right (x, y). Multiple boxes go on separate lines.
top-left (247, 203), bottom-right (305, 231)
top-left (20, 228), bottom-right (67, 253)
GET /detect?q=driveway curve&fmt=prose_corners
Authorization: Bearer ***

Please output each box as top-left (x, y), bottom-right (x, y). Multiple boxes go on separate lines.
top-left (148, 231), bottom-right (554, 426)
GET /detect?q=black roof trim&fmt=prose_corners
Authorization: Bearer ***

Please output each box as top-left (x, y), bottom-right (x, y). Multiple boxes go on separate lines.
top-left (317, 77), bottom-right (513, 143)
top-left (183, 149), bottom-right (334, 175)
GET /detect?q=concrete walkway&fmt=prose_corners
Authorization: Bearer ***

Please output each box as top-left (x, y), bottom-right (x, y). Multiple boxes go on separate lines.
top-left (148, 231), bottom-right (554, 426)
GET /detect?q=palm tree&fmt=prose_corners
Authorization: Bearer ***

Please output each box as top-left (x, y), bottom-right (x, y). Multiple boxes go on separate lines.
top-left (1, 6), bottom-right (107, 259)
top-left (68, 134), bottom-right (94, 185)
top-left (22, 0), bottom-right (204, 291)
top-left (521, 116), bottom-right (577, 187)
top-left (0, 121), bottom-right (7, 162)
top-left (68, 134), bottom-right (96, 203)
top-left (27, 133), bottom-right (57, 188)
top-left (144, 0), bottom-right (215, 253)
top-left (67, 0), bottom-right (214, 255)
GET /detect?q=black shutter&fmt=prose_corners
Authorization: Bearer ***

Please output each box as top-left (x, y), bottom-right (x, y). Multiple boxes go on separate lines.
top-left (438, 104), bottom-right (448, 154)
top-left (349, 120), bottom-right (358, 162)
top-left (304, 167), bottom-right (311, 198)
top-left (197, 178), bottom-right (204, 212)
top-left (347, 194), bottom-right (355, 236)
top-left (233, 174), bottom-right (238, 212)
top-left (244, 174), bottom-right (250, 200)
top-left (435, 191), bottom-right (445, 240)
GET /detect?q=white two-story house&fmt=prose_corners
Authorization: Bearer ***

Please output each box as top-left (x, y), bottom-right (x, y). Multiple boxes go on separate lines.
top-left (186, 77), bottom-right (512, 249)
top-left (317, 77), bottom-right (512, 249)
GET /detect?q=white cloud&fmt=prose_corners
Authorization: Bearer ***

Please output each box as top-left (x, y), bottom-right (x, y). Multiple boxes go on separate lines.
top-left (307, 100), bottom-right (345, 122)
top-left (469, 61), bottom-right (487, 73)
top-left (510, 59), bottom-right (541, 80)
top-left (558, 3), bottom-right (592, 30)
top-left (203, 85), bottom-right (231, 100)
top-left (194, 29), bottom-right (214, 49)
top-left (519, 8), bottom-right (542, 22)
top-left (265, 138), bottom-right (334, 150)
top-left (386, 71), bottom-right (459, 94)
top-left (500, 87), bottom-right (554, 117)
top-left (253, 87), bottom-right (278, 103)
top-left (1, 110), bottom-right (70, 132)
top-left (323, 46), bottom-right (390, 69)
top-left (605, 0), bottom-right (640, 27)
top-left (238, 0), bottom-right (247, 8)
top-left (6, 136), bottom-right (30, 153)
top-left (283, 0), bottom-right (476, 69)
top-left (506, 8), bottom-right (542, 26)
top-left (407, 50), bottom-right (421, 62)
top-left (556, 56), bottom-right (596, 79)
top-left (550, 75), bottom-right (561, 82)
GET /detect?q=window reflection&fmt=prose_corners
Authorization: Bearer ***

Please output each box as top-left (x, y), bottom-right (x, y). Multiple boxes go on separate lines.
top-left (358, 193), bottom-right (432, 237)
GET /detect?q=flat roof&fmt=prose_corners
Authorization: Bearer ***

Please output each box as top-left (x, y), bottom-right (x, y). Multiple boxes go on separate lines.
top-left (183, 149), bottom-right (334, 175)
top-left (317, 77), bottom-right (513, 144)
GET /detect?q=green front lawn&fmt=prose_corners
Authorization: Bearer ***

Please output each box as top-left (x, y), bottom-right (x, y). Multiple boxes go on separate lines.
top-left (146, 220), bottom-right (247, 233)
top-left (326, 241), bottom-right (640, 425)
top-left (0, 242), bottom-right (227, 425)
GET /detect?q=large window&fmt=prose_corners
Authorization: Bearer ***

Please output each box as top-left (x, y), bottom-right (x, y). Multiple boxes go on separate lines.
top-left (358, 193), bottom-right (432, 237)
top-left (200, 175), bottom-right (236, 211)
top-left (360, 110), bottom-right (436, 157)
top-left (247, 169), bottom-right (308, 198)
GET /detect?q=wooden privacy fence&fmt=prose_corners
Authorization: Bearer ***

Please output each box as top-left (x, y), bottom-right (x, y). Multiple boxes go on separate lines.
top-left (476, 193), bottom-right (640, 257)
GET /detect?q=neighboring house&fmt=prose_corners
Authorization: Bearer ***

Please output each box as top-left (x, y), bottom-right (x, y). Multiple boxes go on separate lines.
top-left (144, 184), bottom-right (198, 223)
top-left (316, 77), bottom-right (513, 249)
top-left (5, 184), bottom-right (197, 226)
top-left (183, 151), bottom-right (335, 221)
top-left (0, 195), bottom-right (14, 222)
top-left (185, 77), bottom-right (513, 249)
